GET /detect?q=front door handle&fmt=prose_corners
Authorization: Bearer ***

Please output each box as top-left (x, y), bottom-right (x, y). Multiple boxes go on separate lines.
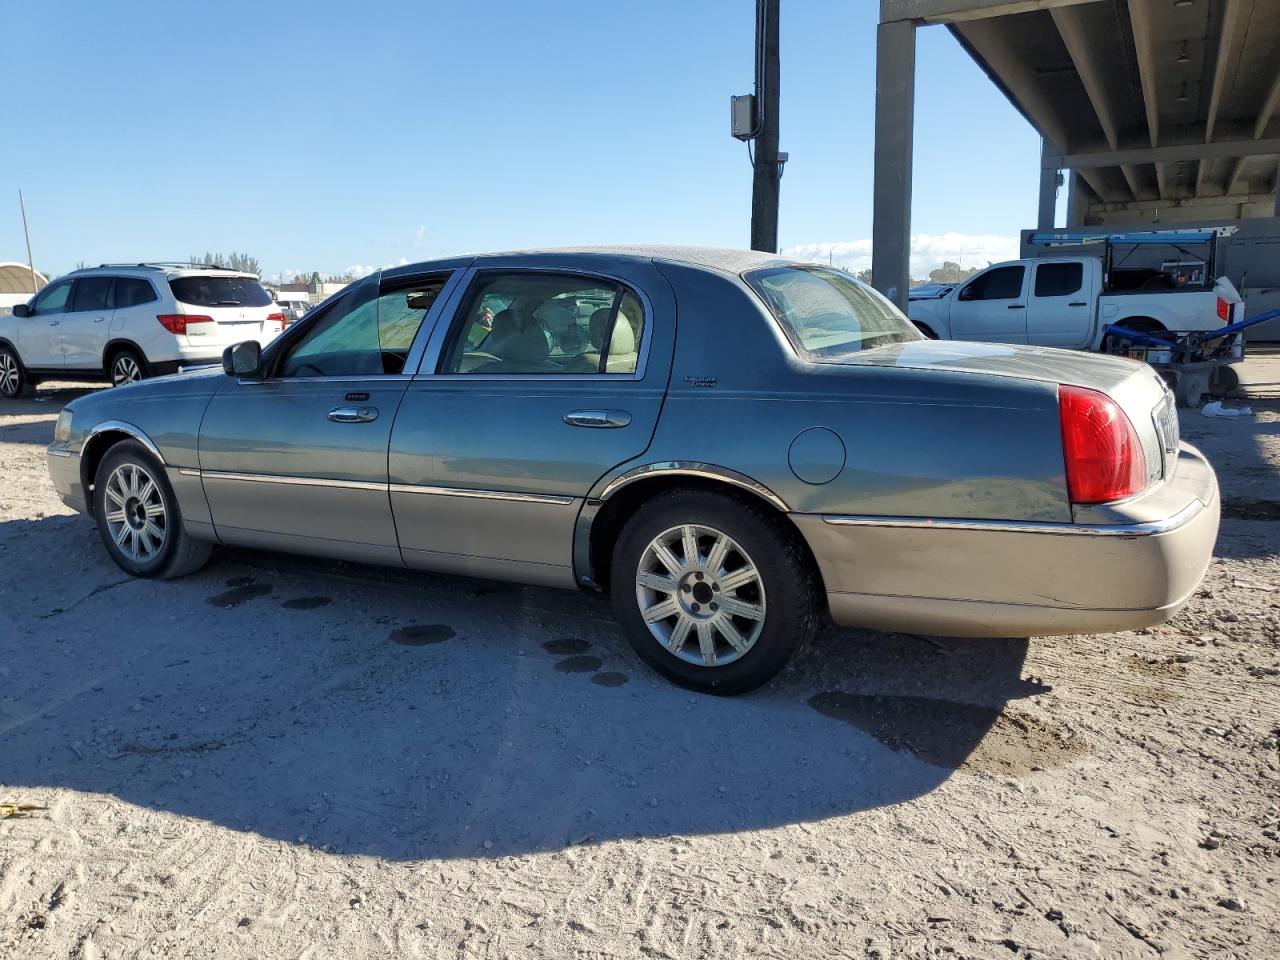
top-left (564, 409), bottom-right (631, 428)
top-left (93, 317), bottom-right (105, 323)
top-left (47, 319), bottom-right (60, 326)
top-left (1068, 301), bottom-right (1087, 307)
top-left (1007, 304), bottom-right (1026, 310)
top-left (327, 405), bottom-right (379, 423)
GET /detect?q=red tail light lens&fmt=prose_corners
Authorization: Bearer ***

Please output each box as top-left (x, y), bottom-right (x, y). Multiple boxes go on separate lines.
top-left (1216, 297), bottom-right (1231, 322)
top-left (156, 314), bottom-right (213, 335)
top-left (266, 311), bottom-right (286, 331)
top-left (1058, 385), bottom-right (1146, 504)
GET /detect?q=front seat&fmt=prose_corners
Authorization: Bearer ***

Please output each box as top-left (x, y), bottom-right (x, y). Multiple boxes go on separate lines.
top-left (478, 308), bottom-right (550, 371)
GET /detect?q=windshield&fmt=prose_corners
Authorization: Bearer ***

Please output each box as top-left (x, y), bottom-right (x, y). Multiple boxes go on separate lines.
top-left (170, 275), bottom-right (272, 308)
top-left (745, 265), bottom-right (921, 358)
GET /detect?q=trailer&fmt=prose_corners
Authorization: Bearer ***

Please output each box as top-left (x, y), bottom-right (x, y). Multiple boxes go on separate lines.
top-left (1101, 308), bottom-right (1280, 407)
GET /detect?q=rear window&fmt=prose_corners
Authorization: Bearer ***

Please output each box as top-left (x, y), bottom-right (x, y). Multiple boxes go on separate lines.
top-left (169, 275), bottom-right (271, 308)
top-left (114, 277), bottom-right (158, 308)
top-left (745, 265), bottom-right (921, 358)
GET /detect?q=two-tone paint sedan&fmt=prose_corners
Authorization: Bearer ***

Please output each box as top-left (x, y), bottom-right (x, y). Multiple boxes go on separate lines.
top-left (46, 247), bottom-right (1220, 693)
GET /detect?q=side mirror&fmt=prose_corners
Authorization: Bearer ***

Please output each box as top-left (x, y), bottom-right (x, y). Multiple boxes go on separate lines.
top-left (957, 286), bottom-right (975, 302)
top-left (12, 304), bottom-right (30, 318)
top-left (222, 340), bottom-right (262, 378)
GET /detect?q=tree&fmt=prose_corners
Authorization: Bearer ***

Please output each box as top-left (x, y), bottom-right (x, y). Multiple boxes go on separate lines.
top-left (855, 268), bottom-right (873, 284)
top-left (928, 261), bottom-right (980, 284)
top-left (188, 251), bottom-right (262, 276)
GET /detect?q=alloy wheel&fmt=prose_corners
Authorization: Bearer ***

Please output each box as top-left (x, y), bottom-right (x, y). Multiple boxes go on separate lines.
top-left (635, 523), bottom-right (767, 667)
top-left (103, 462), bottom-right (167, 562)
top-left (0, 352), bottom-right (18, 397)
top-left (112, 354), bottom-right (141, 385)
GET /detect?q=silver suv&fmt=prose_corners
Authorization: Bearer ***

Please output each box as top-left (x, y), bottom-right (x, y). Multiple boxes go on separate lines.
top-left (0, 262), bottom-right (284, 397)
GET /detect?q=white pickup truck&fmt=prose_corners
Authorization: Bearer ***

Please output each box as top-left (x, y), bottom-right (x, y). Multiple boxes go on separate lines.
top-left (907, 255), bottom-right (1242, 350)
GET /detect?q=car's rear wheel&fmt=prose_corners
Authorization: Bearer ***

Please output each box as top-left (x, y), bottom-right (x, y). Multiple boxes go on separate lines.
top-left (611, 489), bottom-right (819, 695)
top-left (913, 322), bottom-right (939, 339)
top-left (93, 440), bottom-right (212, 579)
top-left (109, 347), bottom-right (147, 386)
top-left (0, 344), bottom-right (32, 399)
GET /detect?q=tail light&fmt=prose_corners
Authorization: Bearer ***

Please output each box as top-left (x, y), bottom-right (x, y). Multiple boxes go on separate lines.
top-left (1058, 385), bottom-right (1146, 504)
top-left (156, 314), bottom-right (213, 335)
top-left (266, 311), bottom-right (286, 332)
top-left (1216, 297), bottom-right (1231, 322)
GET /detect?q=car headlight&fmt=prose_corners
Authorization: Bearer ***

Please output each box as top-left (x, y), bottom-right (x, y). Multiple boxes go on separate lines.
top-left (53, 410), bottom-right (72, 444)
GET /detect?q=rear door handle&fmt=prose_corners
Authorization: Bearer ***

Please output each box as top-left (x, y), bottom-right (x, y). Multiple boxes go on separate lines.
top-left (327, 405), bottom-right (379, 423)
top-left (47, 320), bottom-right (60, 326)
top-left (1007, 304), bottom-right (1026, 310)
top-left (93, 317), bottom-right (105, 323)
top-left (564, 409), bottom-right (631, 428)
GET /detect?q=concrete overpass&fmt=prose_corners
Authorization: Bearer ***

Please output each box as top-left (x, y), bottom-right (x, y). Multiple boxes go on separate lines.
top-left (872, 0), bottom-right (1280, 310)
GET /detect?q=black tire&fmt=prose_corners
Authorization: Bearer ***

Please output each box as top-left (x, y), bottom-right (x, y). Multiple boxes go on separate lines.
top-left (92, 440), bottom-right (212, 579)
top-left (108, 346), bottom-right (148, 387)
top-left (913, 322), bottom-right (939, 340)
top-left (610, 489), bottom-right (819, 695)
top-left (0, 343), bottom-right (33, 399)
top-left (1208, 365), bottom-right (1240, 397)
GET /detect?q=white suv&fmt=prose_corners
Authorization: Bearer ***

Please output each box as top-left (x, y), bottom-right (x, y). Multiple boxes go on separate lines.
top-left (0, 263), bottom-right (285, 398)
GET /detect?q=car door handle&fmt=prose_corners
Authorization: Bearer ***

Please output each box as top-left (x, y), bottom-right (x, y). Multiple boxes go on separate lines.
top-left (47, 320), bottom-right (60, 326)
top-left (564, 409), bottom-right (631, 428)
top-left (1007, 304), bottom-right (1026, 310)
top-left (92, 317), bottom-right (105, 322)
top-left (1068, 301), bottom-right (1087, 307)
top-left (327, 405), bottom-right (379, 423)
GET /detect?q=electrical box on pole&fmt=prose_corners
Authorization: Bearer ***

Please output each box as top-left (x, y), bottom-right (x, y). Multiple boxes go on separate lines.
top-left (731, 95), bottom-right (757, 141)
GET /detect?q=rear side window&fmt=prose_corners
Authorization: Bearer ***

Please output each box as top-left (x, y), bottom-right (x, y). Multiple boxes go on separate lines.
top-left (114, 278), bottom-right (158, 308)
top-left (1034, 262), bottom-right (1083, 298)
top-left (745, 266), bottom-right (920, 358)
top-left (961, 266), bottom-right (1024, 301)
top-left (169, 275), bottom-right (271, 308)
top-left (71, 277), bottom-right (113, 312)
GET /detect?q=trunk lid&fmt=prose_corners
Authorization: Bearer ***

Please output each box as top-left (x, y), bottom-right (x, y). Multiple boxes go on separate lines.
top-left (823, 340), bottom-right (1178, 488)
top-left (166, 273), bottom-right (281, 349)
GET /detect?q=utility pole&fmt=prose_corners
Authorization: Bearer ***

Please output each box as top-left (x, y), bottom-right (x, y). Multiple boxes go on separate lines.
top-left (750, 0), bottom-right (780, 253)
top-left (18, 190), bottom-right (38, 293)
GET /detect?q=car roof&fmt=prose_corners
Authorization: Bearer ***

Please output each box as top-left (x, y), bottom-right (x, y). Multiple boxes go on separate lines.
top-left (65, 263), bottom-right (259, 281)
top-left (384, 245), bottom-right (792, 281)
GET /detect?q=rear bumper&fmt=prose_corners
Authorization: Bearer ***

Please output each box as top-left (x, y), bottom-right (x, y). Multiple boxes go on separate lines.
top-left (794, 442), bottom-right (1219, 638)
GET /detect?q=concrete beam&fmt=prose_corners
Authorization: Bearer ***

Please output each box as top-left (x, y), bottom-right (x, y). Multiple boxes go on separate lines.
top-left (881, 0), bottom-right (1101, 24)
top-left (1204, 0), bottom-right (1244, 144)
top-left (1255, 64), bottom-right (1280, 140)
top-left (871, 19), bottom-right (915, 310)
top-left (1066, 171), bottom-right (1089, 227)
top-left (1063, 138), bottom-right (1280, 168)
top-left (1126, 0), bottom-right (1160, 147)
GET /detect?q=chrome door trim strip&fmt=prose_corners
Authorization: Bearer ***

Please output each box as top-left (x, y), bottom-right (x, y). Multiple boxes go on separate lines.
top-left (820, 499), bottom-right (1205, 538)
top-left (389, 483), bottom-right (575, 505)
top-left (198, 470), bottom-right (386, 493)
top-left (599, 462), bottom-right (790, 512)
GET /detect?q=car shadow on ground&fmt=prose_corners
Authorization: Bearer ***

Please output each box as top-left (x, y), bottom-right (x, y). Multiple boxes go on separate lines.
top-left (1, 515), bottom-right (1061, 862)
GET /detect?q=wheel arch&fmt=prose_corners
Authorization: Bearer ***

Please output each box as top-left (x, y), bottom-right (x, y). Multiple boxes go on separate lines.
top-left (102, 338), bottom-right (147, 371)
top-left (575, 464), bottom-right (827, 601)
top-left (79, 421), bottom-right (167, 513)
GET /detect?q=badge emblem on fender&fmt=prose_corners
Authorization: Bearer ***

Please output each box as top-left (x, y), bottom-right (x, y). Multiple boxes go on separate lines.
top-left (684, 376), bottom-right (717, 388)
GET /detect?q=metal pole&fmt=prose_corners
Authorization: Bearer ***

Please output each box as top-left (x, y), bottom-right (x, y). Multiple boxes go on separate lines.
top-left (18, 190), bottom-right (38, 294)
top-left (750, 0), bottom-right (780, 253)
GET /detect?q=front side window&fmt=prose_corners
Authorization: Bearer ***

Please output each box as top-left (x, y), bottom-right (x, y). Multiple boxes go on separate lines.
top-left (1034, 262), bottom-right (1083, 298)
top-left (745, 266), bottom-right (920, 358)
top-left (277, 275), bottom-right (444, 378)
top-left (71, 277), bottom-right (113, 312)
top-left (961, 266), bottom-right (1025, 301)
top-left (442, 272), bottom-right (645, 375)
top-left (30, 280), bottom-right (72, 315)
top-left (169, 275), bottom-right (272, 308)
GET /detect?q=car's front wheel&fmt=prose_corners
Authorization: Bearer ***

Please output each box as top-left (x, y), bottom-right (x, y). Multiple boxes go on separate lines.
top-left (109, 347), bottom-right (147, 386)
top-left (92, 440), bottom-right (212, 579)
top-left (611, 489), bottom-right (819, 694)
top-left (0, 344), bottom-right (32, 399)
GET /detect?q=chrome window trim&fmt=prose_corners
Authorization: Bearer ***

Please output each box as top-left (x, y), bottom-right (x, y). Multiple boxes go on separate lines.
top-left (389, 483), bottom-right (574, 505)
top-left (599, 462), bottom-right (790, 512)
top-left (80, 420), bottom-right (166, 464)
top-left (415, 265), bottom-right (655, 382)
top-left (820, 498), bottom-right (1205, 538)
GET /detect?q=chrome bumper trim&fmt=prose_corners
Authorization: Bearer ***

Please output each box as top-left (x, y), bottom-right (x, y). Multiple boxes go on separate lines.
top-left (46, 448), bottom-right (73, 458)
top-left (389, 483), bottom-right (574, 506)
top-left (821, 498), bottom-right (1206, 539)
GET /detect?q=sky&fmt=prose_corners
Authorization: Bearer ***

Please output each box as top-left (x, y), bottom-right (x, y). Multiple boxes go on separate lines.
top-left (1, 0), bottom-right (1051, 282)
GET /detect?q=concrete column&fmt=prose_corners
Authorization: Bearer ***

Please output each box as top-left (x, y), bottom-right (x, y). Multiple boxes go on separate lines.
top-left (1066, 170), bottom-right (1087, 227)
top-left (1038, 139), bottom-right (1062, 230)
top-left (871, 19), bottom-right (915, 311)
top-left (1274, 161), bottom-right (1280, 218)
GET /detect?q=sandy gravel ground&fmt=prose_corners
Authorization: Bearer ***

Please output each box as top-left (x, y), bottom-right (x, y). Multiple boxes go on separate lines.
top-left (1, 359), bottom-right (1278, 960)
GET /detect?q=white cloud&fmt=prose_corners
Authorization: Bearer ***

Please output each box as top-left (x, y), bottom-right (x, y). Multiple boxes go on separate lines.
top-left (782, 232), bottom-right (1020, 279)
top-left (347, 264), bottom-right (377, 278)
top-left (414, 224), bottom-right (426, 248)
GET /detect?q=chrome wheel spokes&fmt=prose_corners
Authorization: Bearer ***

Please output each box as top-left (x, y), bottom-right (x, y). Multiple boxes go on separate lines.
top-left (112, 355), bottom-right (141, 385)
top-left (104, 462), bottom-right (167, 562)
top-left (635, 523), bottom-right (766, 667)
top-left (0, 353), bottom-right (18, 397)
